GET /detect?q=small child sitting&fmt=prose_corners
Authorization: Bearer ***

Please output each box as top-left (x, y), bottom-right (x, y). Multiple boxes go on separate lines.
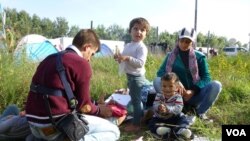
top-left (148, 72), bottom-right (192, 140)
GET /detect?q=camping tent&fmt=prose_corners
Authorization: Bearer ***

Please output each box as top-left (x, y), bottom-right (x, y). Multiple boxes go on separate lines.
top-left (100, 40), bottom-right (124, 54)
top-left (14, 34), bottom-right (58, 62)
top-left (94, 43), bottom-right (114, 57)
top-left (95, 40), bottom-right (125, 57)
top-left (48, 37), bottom-right (73, 51)
top-left (53, 37), bottom-right (125, 57)
top-left (15, 34), bottom-right (47, 49)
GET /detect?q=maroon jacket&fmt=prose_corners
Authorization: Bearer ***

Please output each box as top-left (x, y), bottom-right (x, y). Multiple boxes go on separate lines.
top-left (25, 49), bottom-right (99, 123)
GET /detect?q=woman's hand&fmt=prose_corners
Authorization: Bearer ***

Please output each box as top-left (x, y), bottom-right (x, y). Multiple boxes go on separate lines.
top-left (182, 89), bottom-right (194, 101)
top-left (177, 81), bottom-right (185, 94)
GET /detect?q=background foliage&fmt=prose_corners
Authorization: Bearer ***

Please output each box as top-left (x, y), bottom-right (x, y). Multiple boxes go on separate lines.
top-left (1, 8), bottom-right (248, 52)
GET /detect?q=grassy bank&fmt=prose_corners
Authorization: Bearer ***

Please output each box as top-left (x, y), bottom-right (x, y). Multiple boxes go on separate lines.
top-left (0, 51), bottom-right (250, 140)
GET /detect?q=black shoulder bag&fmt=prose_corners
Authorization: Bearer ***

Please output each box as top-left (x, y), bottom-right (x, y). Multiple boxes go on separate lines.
top-left (43, 51), bottom-right (89, 141)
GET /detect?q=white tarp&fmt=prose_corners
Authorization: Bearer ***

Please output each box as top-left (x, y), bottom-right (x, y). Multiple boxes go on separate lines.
top-left (51, 37), bottom-right (125, 57)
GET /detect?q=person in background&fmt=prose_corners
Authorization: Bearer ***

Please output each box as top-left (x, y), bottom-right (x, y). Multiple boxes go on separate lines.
top-left (153, 27), bottom-right (222, 124)
top-left (148, 72), bottom-right (192, 140)
top-left (0, 31), bottom-right (6, 49)
top-left (114, 17), bottom-right (150, 132)
top-left (0, 105), bottom-right (30, 140)
top-left (5, 25), bottom-right (15, 53)
top-left (198, 47), bottom-right (203, 53)
top-left (209, 48), bottom-right (217, 57)
top-left (25, 29), bottom-right (120, 141)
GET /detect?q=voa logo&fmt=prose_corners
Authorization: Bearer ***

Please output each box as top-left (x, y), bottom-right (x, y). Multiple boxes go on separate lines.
top-left (226, 129), bottom-right (246, 136)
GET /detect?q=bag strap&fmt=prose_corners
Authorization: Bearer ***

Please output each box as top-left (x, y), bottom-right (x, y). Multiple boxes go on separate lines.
top-left (43, 95), bottom-right (57, 126)
top-left (43, 51), bottom-right (77, 126)
top-left (56, 51), bottom-right (77, 109)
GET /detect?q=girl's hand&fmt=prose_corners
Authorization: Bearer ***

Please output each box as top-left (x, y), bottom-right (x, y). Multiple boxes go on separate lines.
top-left (114, 54), bottom-right (120, 62)
top-left (120, 56), bottom-right (129, 62)
top-left (114, 55), bottom-right (129, 63)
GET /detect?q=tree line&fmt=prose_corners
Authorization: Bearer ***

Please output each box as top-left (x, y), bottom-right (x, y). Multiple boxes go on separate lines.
top-left (1, 8), bottom-right (247, 50)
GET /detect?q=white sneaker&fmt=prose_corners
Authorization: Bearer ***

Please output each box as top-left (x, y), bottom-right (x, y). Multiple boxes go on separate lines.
top-left (186, 115), bottom-right (196, 125)
top-left (156, 127), bottom-right (171, 136)
top-left (199, 114), bottom-right (214, 123)
top-left (177, 128), bottom-right (192, 139)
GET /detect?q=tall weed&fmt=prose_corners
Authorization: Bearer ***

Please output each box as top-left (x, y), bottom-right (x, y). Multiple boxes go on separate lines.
top-left (0, 51), bottom-right (37, 110)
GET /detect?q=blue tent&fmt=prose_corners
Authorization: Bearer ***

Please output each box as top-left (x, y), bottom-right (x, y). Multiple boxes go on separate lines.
top-left (15, 41), bottom-right (58, 62)
top-left (94, 43), bottom-right (114, 57)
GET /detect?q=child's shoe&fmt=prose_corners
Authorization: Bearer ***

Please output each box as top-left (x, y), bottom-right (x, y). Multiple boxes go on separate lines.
top-left (147, 127), bottom-right (170, 140)
top-left (176, 128), bottom-right (192, 140)
top-left (185, 114), bottom-right (196, 125)
top-left (199, 114), bottom-right (213, 123)
top-left (156, 126), bottom-right (171, 136)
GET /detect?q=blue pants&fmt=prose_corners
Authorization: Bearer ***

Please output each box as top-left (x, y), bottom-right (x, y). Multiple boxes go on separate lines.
top-left (0, 105), bottom-right (30, 140)
top-left (187, 80), bottom-right (222, 115)
top-left (126, 74), bottom-right (145, 125)
top-left (0, 104), bottom-right (19, 119)
top-left (153, 77), bottom-right (222, 116)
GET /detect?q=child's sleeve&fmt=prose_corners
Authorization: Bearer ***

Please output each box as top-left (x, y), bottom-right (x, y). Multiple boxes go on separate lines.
top-left (166, 94), bottom-right (183, 115)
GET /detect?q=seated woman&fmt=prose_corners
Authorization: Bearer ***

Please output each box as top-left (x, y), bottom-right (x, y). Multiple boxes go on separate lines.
top-left (153, 27), bottom-right (222, 124)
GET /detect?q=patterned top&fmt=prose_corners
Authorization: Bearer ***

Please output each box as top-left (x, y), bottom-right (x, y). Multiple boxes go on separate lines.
top-left (153, 93), bottom-right (183, 119)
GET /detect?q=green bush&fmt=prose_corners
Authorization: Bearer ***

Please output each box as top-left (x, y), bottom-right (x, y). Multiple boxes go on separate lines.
top-left (209, 54), bottom-right (250, 104)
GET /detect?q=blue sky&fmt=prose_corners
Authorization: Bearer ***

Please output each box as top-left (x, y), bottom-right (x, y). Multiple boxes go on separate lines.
top-left (1, 0), bottom-right (250, 44)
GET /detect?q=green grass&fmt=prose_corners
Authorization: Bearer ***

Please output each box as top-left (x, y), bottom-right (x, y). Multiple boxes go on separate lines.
top-left (0, 51), bottom-right (37, 110)
top-left (0, 51), bottom-right (250, 140)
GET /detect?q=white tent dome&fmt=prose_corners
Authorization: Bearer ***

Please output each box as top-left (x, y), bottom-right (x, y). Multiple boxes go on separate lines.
top-left (14, 34), bottom-right (58, 62)
top-left (15, 34), bottom-right (47, 51)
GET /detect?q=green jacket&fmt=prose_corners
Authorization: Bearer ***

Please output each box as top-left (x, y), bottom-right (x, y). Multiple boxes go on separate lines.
top-left (157, 50), bottom-right (211, 90)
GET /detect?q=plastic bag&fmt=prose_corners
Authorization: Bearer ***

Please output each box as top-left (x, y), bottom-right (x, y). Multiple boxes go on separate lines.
top-left (118, 62), bottom-right (125, 76)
